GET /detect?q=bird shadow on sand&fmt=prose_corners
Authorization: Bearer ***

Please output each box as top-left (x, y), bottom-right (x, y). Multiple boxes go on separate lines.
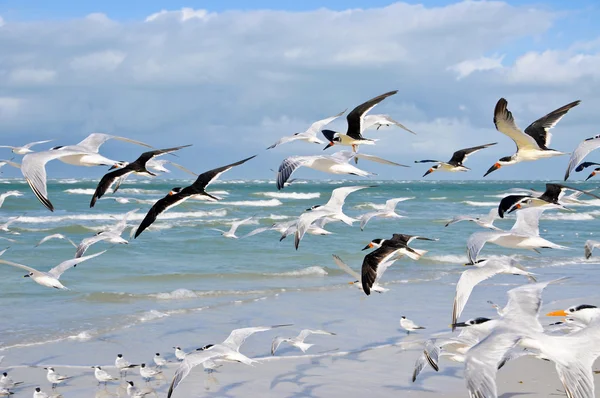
top-left (204, 380), bottom-right (249, 398)
top-left (269, 358), bottom-right (328, 392)
top-left (499, 392), bottom-right (536, 398)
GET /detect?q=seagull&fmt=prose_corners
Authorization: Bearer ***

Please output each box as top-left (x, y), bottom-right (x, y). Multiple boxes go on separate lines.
top-left (174, 347), bottom-right (186, 361)
top-left (153, 353), bottom-right (169, 368)
top-left (35, 234), bottom-right (77, 248)
top-left (416, 143), bottom-right (497, 177)
top-left (0, 140), bottom-right (53, 155)
top-left (211, 217), bottom-right (254, 239)
top-left (134, 155), bottom-right (256, 238)
top-left (45, 367), bottom-right (71, 389)
top-left (484, 98), bottom-right (580, 176)
top-left (267, 109), bottom-right (345, 149)
top-left (0, 372), bottom-right (23, 391)
top-left (33, 387), bottom-right (49, 398)
top-left (451, 258), bottom-right (536, 331)
top-left (0, 250), bottom-right (106, 290)
top-left (585, 240), bottom-right (600, 259)
top-left (21, 133), bottom-right (152, 211)
top-left (564, 135), bottom-right (600, 180)
top-left (331, 254), bottom-right (393, 294)
top-left (445, 209), bottom-right (500, 230)
top-left (271, 329), bottom-right (336, 355)
top-left (497, 183), bottom-right (600, 218)
top-left (92, 366), bottom-right (119, 387)
top-left (467, 208), bottom-right (568, 263)
top-left (400, 316), bottom-right (425, 334)
top-left (146, 159), bottom-right (198, 176)
top-left (167, 325), bottom-right (291, 398)
top-left (362, 114), bottom-right (416, 134)
top-left (90, 145), bottom-right (190, 207)
top-left (293, 186), bottom-right (372, 250)
top-left (115, 354), bottom-right (138, 377)
top-left (75, 209), bottom-right (138, 257)
top-left (321, 90), bottom-right (397, 153)
top-left (276, 151), bottom-right (407, 190)
top-left (358, 197), bottom-right (410, 230)
top-left (139, 364), bottom-right (161, 383)
top-left (0, 191), bottom-right (22, 208)
top-left (361, 234), bottom-right (433, 295)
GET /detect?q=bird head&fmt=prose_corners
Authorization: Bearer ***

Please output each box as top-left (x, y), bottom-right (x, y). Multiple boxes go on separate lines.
top-left (109, 161), bottom-right (128, 170)
top-left (547, 304), bottom-right (598, 317)
top-left (452, 317), bottom-right (491, 328)
top-left (484, 156), bottom-right (514, 177)
top-left (362, 238), bottom-right (384, 250)
top-left (422, 164), bottom-right (440, 177)
top-left (321, 129), bottom-right (340, 150)
top-left (169, 187), bottom-right (183, 196)
top-left (117, 354), bottom-right (123, 358)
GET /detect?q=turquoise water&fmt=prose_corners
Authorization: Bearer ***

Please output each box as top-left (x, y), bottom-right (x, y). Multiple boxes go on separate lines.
top-left (0, 178), bottom-right (598, 373)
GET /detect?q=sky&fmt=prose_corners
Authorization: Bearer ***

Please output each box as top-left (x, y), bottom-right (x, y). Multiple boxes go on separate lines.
top-left (1, 0), bottom-right (600, 182)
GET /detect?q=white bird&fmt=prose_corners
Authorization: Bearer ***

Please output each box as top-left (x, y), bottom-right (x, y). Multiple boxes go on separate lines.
top-left (271, 329), bottom-right (336, 355)
top-left (139, 363), bottom-right (161, 382)
top-left (276, 151), bottom-right (406, 190)
top-left (267, 110), bottom-right (345, 149)
top-left (45, 367), bottom-right (71, 389)
top-left (293, 186), bottom-right (372, 249)
top-left (146, 159), bottom-right (198, 176)
top-left (99, 197), bottom-right (148, 204)
top-left (451, 258), bottom-right (536, 329)
top-left (75, 209), bottom-right (138, 258)
top-left (126, 381), bottom-right (153, 397)
top-left (331, 254), bottom-right (393, 294)
top-left (92, 366), bottom-right (119, 386)
top-left (0, 191), bottom-right (22, 208)
top-left (242, 220), bottom-right (297, 239)
top-left (35, 234), bottom-right (77, 248)
top-left (0, 251), bottom-right (106, 290)
top-left (278, 217), bottom-right (336, 241)
top-left (466, 208), bottom-right (569, 263)
top-left (115, 354), bottom-right (138, 376)
top-left (0, 372), bottom-right (23, 391)
top-left (21, 133), bottom-right (151, 211)
top-left (362, 114), bottom-right (416, 134)
top-left (546, 304), bottom-right (600, 326)
top-left (564, 134), bottom-right (600, 180)
top-left (358, 197), bottom-right (411, 230)
top-left (584, 240), bottom-right (600, 259)
top-left (33, 387), bottom-right (49, 398)
top-left (0, 140), bottom-right (53, 155)
top-left (211, 217), bottom-right (254, 239)
top-left (0, 217), bottom-right (20, 233)
top-left (445, 208), bottom-right (500, 230)
top-left (167, 325), bottom-right (290, 398)
top-left (484, 98), bottom-right (580, 176)
top-left (153, 353), bottom-right (168, 368)
top-left (400, 316), bottom-right (425, 334)
top-left (173, 347), bottom-right (186, 361)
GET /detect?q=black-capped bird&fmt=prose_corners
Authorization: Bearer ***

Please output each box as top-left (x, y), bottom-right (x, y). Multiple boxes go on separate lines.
top-left (134, 155), bottom-right (256, 238)
top-left (416, 143), bottom-right (496, 177)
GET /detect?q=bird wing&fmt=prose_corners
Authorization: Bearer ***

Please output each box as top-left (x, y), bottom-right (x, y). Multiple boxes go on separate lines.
top-left (448, 142), bottom-right (497, 165)
top-left (0, 259), bottom-right (39, 274)
top-left (166, 161), bottom-right (198, 176)
top-left (385, 197), bottom-right (412, 211)
top-left (75, 235), bottom-right (106, 258)
top-left (23, 139), bottom-right (53, 149)
top-left (297, 329), bottom-right (335, 341)
top-left (134, 145), bottom-right (192, 167)
top-left (346, 90), bottom-right (398, 139)
top-left (222, 325), bottom-right (291, 351)
top-left (325, 185), bottom-right (371, 210)
top-left (241, 226), bottom-right (271, 239)
top-left (294, 210), bottom-right (327, 249)
top-left (493, 98), bottom-right (539, 150)
top-left (111, 208), bottom-right (140, 234)
top-left (90, 168), bottom-right (132, 207)
top-left (414, 159), bottom-right (442, 164)
top-left (466, 231), bottom-right (507, 264)
top-left (524, 100), bottom-right (580, 149)
top-left (271, 337), bottom-right (285, 355)
top-left (276, 156), bottom-right (309, 190)
top-left (445, 215), bottom-right (476, 227)
top-left (359, 211), bottom-right (380, 231)
top-left (76, 133), bottom-right (152, 152)
top-left (167, 348), bottom-right (228, 398)
top-left (229, 217), bottom-right (253, 234)
top-left (574, 160), bottom-right (600, 173)
top-left (306, 109), bottom-right (346, 135)
top-left (48, 250), bottom-right (107, 278)
top-left (193, 155), bottom-right (257, 191)
top-left (354, 152), bottom-right (409, 167)
top-left (134, 194), bottom-right (188, 238)
top-left (510, 207), bottom-right (544, 236)
top-left (361, 245), bottom-right (400, 295)
top-left (267, 135), bottom-right (302, 150)
top-left (331, 254), bottom-right (360, 280)
top-left (584, 240), bottom-right (600, 259)
top-left (363, 114), bottom-right (416, 135)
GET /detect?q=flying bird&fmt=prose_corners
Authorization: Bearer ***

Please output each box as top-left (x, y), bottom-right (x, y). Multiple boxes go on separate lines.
top-left (484, 98), bottom-right (580, 176)
top-left (271, 329), bottom-right (335, 355)
top-left (358, 197), bottom-right (411, 230)
top-left (331, 254), bottom-right (394, 294)
top-left (0, 140), bottom-right (53, 155)
top-left (267, 109), bottom-right (345, 149)
top-left (211, 217), bottom-right (254, 239)
top-left (362, 114), bottom-right (416, 134)
top-left (0, 191), bottom-right (22, 208)
top-left (35, 233), bottom-right (77, 248)
top-left (75, 209), bottom-right (138, 257)
top-left (445, 209), bottom-right (500, 230)
top-left (564, 135), bottom-right (600, 180)
top-left (416, 143), bottom-right (496, 177)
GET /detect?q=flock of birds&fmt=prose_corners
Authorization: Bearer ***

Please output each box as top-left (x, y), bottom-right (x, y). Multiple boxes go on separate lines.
top-left (2, 90), bottom-right (600, 397)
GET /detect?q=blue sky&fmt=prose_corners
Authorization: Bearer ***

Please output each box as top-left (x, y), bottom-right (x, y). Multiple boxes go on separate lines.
top-left (1, 1), bottom-right (600, 182)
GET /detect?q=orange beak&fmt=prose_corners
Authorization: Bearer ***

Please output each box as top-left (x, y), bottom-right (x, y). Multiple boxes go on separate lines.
top-left (546, 310), bottom-right (568, 317)
top-left (484, 162), bottom-right (501, 177)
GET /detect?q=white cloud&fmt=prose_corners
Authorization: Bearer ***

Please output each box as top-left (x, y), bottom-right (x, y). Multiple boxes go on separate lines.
top-left (0, 97), bottom-right (22, 119)
top-left (145, 7), bottom-right (210, 22)
top-left (448, 55), bottom-right (504, 80)
top-left (9, 68), bottom-right (56, 84)
top-left (507, 50), bottom-right (600, 85)
top-left (0, 15), bottom-right (4, 27)
top-left (69, 50), bottom-right (126, 72)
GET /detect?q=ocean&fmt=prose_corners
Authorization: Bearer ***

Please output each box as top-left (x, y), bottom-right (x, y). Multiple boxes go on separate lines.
top-left (0, 178), bottom-right (599, 397)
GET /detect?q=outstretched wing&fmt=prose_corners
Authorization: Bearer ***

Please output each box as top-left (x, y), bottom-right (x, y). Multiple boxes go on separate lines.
top-left (48, 250), bottom-right (106, 278)
top-left (346, 91), bottom-right (398, 139)
top-left (222, 325), bottom-right (291, 351)
top-left (524, 100), bottom-right (580, 149)
top-left (134, 194), bottom-right (188, 238)
top-left (193, 155), bottom-right (257, 191)
top-left (276, 156), bottom-right (309, 190)
top-left (90, 168), bottom-right (132, 207)
top-left (493, 98), bottom-right (538, 150)
top-left (76, 133), bottom-right (152, 152)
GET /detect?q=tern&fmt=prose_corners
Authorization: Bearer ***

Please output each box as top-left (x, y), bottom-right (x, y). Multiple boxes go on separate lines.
top-left (0, 217), bottom-right (20, 233)
top-left (362, 114), bottom-right (416, 134)
top-left (321, 90), bottom-right (397, 153)
top-left (0, 191), bottom-right (22, 208)
top-left (174, 347), bottom-right (186, 361)
top-left (331, 254), bottom-right (393, 294)
top-left (126, 381), bottom-right (153, 398)
top-left (139, 364), bottom-right (161, 382)
top-left (585, 240), bottom-right (600, 259)
top-left (146, 159), bottom-right (198, 176)
top-left (276, 151), bottom-right (407, 190)
top-left (358, 197), bottom-right (411, 231)
top-left (75, 209), bottom-right (138, 258)
top-left (0, 140), bottom-right (53, 155)
top-left (167, 325), bottom-right (291, 397)
top-left (92, 366), bottom-right (119, 387)
top-left (467, 208), bottom-right (569, 263)
top-left (21, 133), bottom-right (152, 211)
top-left (293, 186), bottom-right (372, 250)
top-left (211, 217), bottom-right (253, 239)
top-left (0, 372), bottom-right (23, 391)
top-left (565, 135), bottom-right (600, 180)
top-left (115, 354), bottom-right (138, 377)
top-left (153, 353), bottom-right (169, 368)
top-left (267, 109), bottom-right (345, 149)
top-left (484, 98), bottom-right (580, 176)
top-left (416, 143), bottom-right (496, 177)
top-left (271, 329), bottom-right (336, 355)
top-left (400, 316), bottom-right (425, 334)
top-left (45, 367), bottom-right (71, 389)
top-left (135, 155), bottom-right (256, 238)
top-left (90, 145), bottom-right (191, 207)
top-left (0, 250), bottom-right (106, 290)
top-left (445, 209), bottom-right (500, 230)
top-left (35, 233), bottom-right (77, 248)
top-left (33, 387), bottom-right (49, 398)
top-left (278, 217), bottom-right (335, 241)
top-left (451, 258), bottom-right (536, 331)
top-left (547, 304), bottom-right (600, 326)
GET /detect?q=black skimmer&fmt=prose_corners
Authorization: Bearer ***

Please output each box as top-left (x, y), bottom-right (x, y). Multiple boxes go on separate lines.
top-left (484, 98), bottom-right (580, 176)
top-left (90, 145), bottom-right (191, 207)
top-left (416, 143), bottom-right (496, 177)
top-left (134, 155), bottom-right (256, 238)
top-left (267, 109), bottom-right (345, 149)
